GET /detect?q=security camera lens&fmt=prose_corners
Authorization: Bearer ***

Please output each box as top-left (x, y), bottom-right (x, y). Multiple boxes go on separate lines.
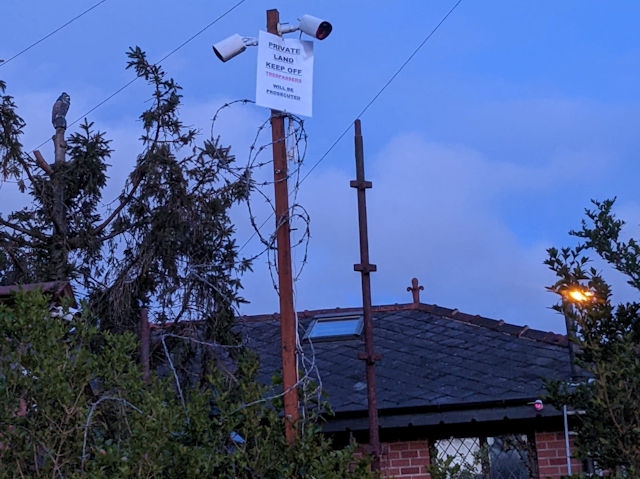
top-left (316, 21), bottom-right (333, 40)
top-left (213, 46), bottom-right (226, 62)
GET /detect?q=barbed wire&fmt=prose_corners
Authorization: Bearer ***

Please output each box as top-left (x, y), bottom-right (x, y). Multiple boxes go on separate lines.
top-left (208, 100), bottom-right (312, 293)
top-left (207, 103), bottom-right (321, 419)
top-left (81, 395), bottom-right (144, 473)
top-left (157, 322), bottom-right (323, 434)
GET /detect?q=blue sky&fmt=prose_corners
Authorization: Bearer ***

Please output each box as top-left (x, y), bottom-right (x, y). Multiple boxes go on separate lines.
top-left (2, 0), bottom-right (640, 332)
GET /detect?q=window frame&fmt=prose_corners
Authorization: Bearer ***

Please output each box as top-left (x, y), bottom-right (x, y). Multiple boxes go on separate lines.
top-left (304, 313), bottom-right (364, 341)
top-left (430, 432), bottom-right (539, 479)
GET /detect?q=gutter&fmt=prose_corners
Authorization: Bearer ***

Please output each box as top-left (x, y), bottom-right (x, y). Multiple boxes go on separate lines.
top-left (322, 397), bottom-right (562, 433)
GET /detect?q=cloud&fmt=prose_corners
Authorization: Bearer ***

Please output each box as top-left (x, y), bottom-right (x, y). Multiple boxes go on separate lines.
top-left (365, 134), bottom-right (559, 328)
top-left (2, 86), bottom-right (628, 335)
top-left (237, 131), bottom-right (569, 332)
top-left (3, 88), bottom-right (633, 335)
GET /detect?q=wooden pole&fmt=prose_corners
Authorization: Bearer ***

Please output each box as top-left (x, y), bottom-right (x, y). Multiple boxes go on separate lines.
top-left (267, 8), bottom-right (299, 445)
top-left (140, 308), bottom-right (151, 384)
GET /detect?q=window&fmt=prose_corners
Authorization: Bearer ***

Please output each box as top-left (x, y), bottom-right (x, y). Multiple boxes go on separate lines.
top-left (305, 314), bottom-right (363, 341)
top-left (432, 434), bottom-right (537, 479)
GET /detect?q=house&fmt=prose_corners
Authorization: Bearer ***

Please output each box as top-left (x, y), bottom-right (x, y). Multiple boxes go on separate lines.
top-left (238, 279), bottom-right (581, 479)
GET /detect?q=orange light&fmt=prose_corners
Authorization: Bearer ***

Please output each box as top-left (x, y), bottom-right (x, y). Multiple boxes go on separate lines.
top-left (566, 288), bottom-right (595, 303)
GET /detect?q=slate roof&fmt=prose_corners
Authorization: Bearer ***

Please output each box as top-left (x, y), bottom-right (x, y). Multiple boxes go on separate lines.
top-left (0, 281), bottom-right (76, 306)
top-left (240, 302), bottom-right (572, 432)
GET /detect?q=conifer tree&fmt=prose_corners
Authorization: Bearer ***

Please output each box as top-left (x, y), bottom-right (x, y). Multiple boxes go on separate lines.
top-left (0, 48), bottom-right (251, 338)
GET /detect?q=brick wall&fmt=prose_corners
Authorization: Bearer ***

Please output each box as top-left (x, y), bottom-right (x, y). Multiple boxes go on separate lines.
top-left (535, 431), bottom-right (582, 478)
top-left (372, 430), bottom-right (580, 479)
top-left (380, 440), bottom-right (431, 479)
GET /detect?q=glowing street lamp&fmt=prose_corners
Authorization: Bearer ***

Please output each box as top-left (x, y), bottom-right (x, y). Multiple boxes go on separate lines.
top-left (559, 284), bottom-right (597, 379)
top-left (565, 287), bottom-right (595, 304)
top-left (558, 285), bottom-right (598, 476)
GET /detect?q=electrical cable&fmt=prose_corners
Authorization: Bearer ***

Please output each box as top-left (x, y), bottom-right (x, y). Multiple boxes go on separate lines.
top-left (29, 0), bottom-right (248, 152)
top-left (0, 1), bottom-right (109, 68)
top-left (354, 0), bottom-right (464, 121)
top-left (299, 0), bottom-right (464, 184)
top-left (153, 0), bottom-right (248, 67)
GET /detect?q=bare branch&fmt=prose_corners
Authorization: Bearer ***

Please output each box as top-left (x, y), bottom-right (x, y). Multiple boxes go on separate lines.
top-left (81, 395), bottom-right (144, 473)
top-left (0, 216), bottom-right (47, 242)
top-left (91, 165), bottom-right (144, 237)
top-left (3, 242), bottom-right (28, 277)
top-left (33, 150), bottom-right (53, 175)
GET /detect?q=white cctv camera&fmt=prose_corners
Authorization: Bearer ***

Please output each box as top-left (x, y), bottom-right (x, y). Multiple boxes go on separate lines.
top-left (212, 34), bottom-right (258, 62)
top-left (298, 14), bottom-right (332, 40)
top-left (279, 14), bottom-right (333, 40)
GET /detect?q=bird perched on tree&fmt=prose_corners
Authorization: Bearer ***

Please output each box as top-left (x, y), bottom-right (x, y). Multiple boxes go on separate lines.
top-left (52, 92), bottom-right (71, 129)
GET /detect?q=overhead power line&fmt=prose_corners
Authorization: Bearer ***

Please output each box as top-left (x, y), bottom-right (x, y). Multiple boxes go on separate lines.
top-left (16, 0), bottom-right (460, 257)
top-left (30, 0), bottom-right (248, 151)
top-left (69, 0), bottom-right (249, 128)
top-left (300, 0), bottom-right (464, 184)
top-left (0, 1), bottom-right (109, 68)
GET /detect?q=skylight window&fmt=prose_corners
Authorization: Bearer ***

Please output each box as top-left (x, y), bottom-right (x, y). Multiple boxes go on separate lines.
top-left (305, 314), bottom-right (364, 340)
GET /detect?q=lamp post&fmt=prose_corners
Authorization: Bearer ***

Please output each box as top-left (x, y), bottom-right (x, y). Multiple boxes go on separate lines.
top-left (212, 9), bottom-right (332, 445)
top-left (558, 285), bottom-right (595, 476)
top-left (560, 285), bottom-right (594, 379)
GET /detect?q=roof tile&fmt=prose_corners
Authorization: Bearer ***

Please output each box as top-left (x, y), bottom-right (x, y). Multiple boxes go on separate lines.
top-left (241, 303), bottom-right (572, 416)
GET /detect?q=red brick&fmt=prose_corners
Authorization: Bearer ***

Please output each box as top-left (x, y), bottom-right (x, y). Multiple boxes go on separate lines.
top-left (400, 466), bottom-right (421, 475)
top-left (535, 431), bottom-right (582, 479)
top-left (410, 457), bottom-right (429, 467)
top-left (383, 467), bottom-right (401, 477)
top-left (401, 449), bottom-right (419, 459)
top-left (392, 442), bottom-right (411, 451)
top-left (387, 450), bottom-right (402, 460)
top-left (418, 447), bottom-right (430, 458)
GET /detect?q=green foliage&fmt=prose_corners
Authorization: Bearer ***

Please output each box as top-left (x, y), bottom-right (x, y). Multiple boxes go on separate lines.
top-left (427, 455), bottom-right (477, 479)
top-left (89, 47), bottom-right (252, 336)
top-left (0, 80), bottom-right (25, 182)
top-left (0, 291), bottom-right (373, 478)
top-left (545, 198), bottom-right (640, 477)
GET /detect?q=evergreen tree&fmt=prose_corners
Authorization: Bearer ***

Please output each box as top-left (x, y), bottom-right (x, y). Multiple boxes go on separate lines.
top-left (0, 48), bottom-right (251, 336)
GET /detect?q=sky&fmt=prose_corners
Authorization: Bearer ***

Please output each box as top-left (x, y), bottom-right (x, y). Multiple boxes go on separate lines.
top-left (2, 0), bottom-right (640, 333)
